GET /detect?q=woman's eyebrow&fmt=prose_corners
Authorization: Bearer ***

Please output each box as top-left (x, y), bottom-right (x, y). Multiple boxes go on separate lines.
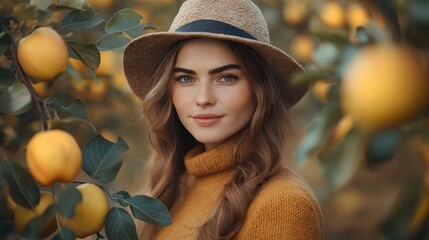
top-left (173, 64), bottom-right (240, 75)
top-left (174, 67), bottom-right (195, 74)
top-left (209, 64), bottom-right (240, 74)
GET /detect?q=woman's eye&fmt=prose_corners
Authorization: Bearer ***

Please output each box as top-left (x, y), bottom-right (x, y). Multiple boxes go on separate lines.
top-left (176, 75), bottom-right (193, 83)
top-left (220, 75), bottom-right (238, 83)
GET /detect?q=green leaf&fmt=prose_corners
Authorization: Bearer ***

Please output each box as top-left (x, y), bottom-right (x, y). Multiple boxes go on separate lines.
top-left (125, 25), bottom-right (146, 38)
top-left (47, 98), bottom-right (87, 120)
top-left (294, 102), bottom-right (341, 169)
top-left (67, 41), bottom-right (100, 71)
top-left (0, 222), bottom-right (14, 238)
top-left (56, 185), bottom-right (82, 219)
top-left (126, 195), bottom-right (172, 227)
top-left (61, 10), bottom-right (104, 31)
top-left (22, 205), bottom-right (56, 239)
top-left (0, 191), bottom-right (13, 221)
top-left (366, 129), bottom-right (404, 165)
top-left (319, 130), bottom-right (363, 191)
top-left (112, 191), bottom-right (131, 207)
top-left (82, 134), bottom-right (129, 183)
top-left (52, 227), bottom-right (75, 240)
top-left (0, 33), bottom-right (11, 56)
top-left (0, 159), bottom-right (40, 209)
top-left (97, 34), bottom-right (130, 51)
top-left (105, 207), bottom-right (138, 240)
top-left (105, 9), bottom-right (144, 34)
top-left (292, 71), bottom-right (330, 85)
top-left (0, 68), bottom-right (15, 84)
top-left (408, 0), bottom-right (429, 25)
top-left (0, 82), bottom-right (32, 115)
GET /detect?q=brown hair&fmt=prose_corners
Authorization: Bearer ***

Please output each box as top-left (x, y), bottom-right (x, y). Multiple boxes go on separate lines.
top-left (137, 38), bottom-right (292, 239)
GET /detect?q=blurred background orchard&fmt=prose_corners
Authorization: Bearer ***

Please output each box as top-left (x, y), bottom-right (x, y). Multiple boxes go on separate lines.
top-left (1, 0), bottom-right (429, 239)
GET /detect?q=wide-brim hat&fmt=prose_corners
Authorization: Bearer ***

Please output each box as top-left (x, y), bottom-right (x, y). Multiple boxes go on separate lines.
top-left (123, 0), bottom-right (308, 107)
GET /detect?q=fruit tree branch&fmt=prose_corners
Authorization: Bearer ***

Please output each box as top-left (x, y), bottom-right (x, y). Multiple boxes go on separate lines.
top-left (2, 19), bottom-right (49, 131)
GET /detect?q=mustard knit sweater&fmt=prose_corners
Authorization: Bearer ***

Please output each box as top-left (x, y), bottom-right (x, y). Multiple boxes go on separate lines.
top-left (155, 140), bottom-right (323, 240)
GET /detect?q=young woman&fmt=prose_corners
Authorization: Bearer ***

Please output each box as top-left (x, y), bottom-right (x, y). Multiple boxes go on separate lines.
top-left (123, 0), bottom-right (323, 239)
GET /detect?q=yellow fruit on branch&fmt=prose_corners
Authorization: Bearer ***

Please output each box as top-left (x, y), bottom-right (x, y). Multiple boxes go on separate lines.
top-left (282, 1), bottom-right (308, 26)
top-left (17, 27), bottom-right (69, 82)
top-left (312, 80), bottom-right (331, 103)
top-left (341, 44), bottom-right (429, 132)
top-left (14, 192), bottom-right (57, 238)
top-left (346, 2), bottom-right (370, 29)
top-left (60, 183), bottom-right (110, 238)
top-left (290, 34), bottom-right (314, 62)
top-left (319, 1), bottom-right (345, 28)
top-left (26, 129), bottom-right (82, 186)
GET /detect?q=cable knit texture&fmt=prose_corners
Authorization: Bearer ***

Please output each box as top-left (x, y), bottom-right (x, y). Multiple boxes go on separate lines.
top-left (155, 140), bottom-right (323, 240)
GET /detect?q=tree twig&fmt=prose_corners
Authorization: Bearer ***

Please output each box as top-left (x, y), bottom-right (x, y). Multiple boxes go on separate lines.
top-left (2, 19), bottom-right (49, 131)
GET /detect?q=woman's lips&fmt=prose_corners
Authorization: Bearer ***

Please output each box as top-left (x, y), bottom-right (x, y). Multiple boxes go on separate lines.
top-left (192, 114), bottom-right (223, 127)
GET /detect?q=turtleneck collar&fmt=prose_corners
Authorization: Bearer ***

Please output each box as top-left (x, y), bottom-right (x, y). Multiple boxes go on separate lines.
top-left (184, 138), bottom-right (236, 176)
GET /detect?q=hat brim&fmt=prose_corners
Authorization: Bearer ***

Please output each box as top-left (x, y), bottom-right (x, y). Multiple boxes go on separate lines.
top-left (123, 31), bottom-right (308, 106)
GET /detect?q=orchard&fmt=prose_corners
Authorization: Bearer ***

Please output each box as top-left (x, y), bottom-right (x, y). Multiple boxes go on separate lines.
top-left (0, 0), bottom-right (428, 239)
top-left (0, 0), bottom-right (170, 239)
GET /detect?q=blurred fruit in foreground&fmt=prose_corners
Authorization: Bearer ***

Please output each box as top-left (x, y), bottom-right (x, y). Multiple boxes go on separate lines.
top-left (346, 2), bottom-right (370, 29)
top-left (60, 183), bottom-right (110, 238)
top-left (17, 27), bottom-right (68, 82)
top-left (14, 192), bottom-right (57, 238)
top-left (341, 44), bottom-right (429, 132)
top-left (282, 1), bottom-right (308, 26)
top-left (319, 1), bottom-right (345, 28)
top-left (26, 130), bottom-right (82, 186)
top-left (290, 34), bottom-right (314, 62)
top-left (312, 80), bottom-right (331, 103)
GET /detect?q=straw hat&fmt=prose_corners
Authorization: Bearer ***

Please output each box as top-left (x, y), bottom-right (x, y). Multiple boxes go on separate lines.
top-left (123, 0), bottom-right (308, 106)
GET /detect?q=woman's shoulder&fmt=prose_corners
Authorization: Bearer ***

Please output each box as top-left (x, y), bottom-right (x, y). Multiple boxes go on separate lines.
top-left (236, 166), bottom-right (323, 240)
top-left (252, 166), bottom-right (321, 217)
top-left (259, 166), bottom-right (318, 202)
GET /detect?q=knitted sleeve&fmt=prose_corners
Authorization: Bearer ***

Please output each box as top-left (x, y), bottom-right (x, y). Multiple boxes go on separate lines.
top-left (236, 179), bottom-right (323, 240)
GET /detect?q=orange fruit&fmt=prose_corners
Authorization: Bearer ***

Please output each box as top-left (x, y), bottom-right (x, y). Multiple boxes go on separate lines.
top-left (26, 130), bottom-right (82, 186)
top-left (17, 27), bottom-right (68, 82)
top-left (341, 44), bottom-right (429, 131)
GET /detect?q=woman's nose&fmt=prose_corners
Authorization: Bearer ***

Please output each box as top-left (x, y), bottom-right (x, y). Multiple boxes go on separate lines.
top-left (196, 82), bottom-right (215, 107)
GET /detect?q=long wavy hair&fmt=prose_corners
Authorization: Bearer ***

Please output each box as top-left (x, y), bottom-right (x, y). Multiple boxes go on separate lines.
top-left (138, 38), bottom-right (293, 239)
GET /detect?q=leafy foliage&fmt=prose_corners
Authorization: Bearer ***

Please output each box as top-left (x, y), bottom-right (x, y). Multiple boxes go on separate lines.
top-left (0, 1), bottom-right (172, 239)
top-left (82, 134), bottom-right (129, 183)
top-left (0, 160), bottom-right (40, 209)
top-left (56, 185), bottom-right (82, 219)
top-left (105, 208), bottom-right (138, 240)
top-left (112, 191), bottom-right (172, 227)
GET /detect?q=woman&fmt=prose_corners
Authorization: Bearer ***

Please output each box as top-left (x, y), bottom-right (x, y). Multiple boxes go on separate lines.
top-left (123, 0), bottom-right (323, 239)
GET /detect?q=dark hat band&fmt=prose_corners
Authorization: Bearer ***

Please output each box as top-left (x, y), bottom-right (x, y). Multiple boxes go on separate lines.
top-left (175, 19), bottom-right (257, 41)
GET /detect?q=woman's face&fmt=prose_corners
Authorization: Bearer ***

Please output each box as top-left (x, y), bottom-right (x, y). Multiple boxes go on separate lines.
top-left (171, 38), bottom-right (256, 150)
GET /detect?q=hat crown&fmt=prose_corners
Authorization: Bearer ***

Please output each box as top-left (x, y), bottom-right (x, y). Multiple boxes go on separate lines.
top-left (169, 0), bottom-right (270, 43)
